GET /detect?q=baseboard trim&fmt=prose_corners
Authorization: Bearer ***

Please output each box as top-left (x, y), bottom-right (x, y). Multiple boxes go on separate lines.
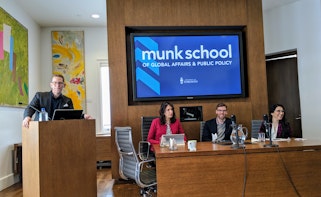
top-left (0, 173), bottom-right (19, 191)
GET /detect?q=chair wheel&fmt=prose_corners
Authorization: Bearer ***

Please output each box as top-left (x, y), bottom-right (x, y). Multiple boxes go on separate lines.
top-left (140, 188), bottom-right (145, 195)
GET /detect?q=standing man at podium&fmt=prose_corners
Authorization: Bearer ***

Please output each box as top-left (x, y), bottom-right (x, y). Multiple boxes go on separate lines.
top-left (22, 74), bottom-right (92, 128)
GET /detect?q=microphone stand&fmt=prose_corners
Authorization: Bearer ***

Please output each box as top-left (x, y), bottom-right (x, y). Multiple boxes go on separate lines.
top-left (263, 123), bottom-right (278, 147)
top-left (19, 102), bottom-right (51, 120)
top-left (19, 102), bottom-right (41, 113)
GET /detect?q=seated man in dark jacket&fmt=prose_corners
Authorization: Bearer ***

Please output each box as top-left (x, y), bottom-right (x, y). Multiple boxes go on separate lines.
top-left (202, 103), bottom-right (233, 142)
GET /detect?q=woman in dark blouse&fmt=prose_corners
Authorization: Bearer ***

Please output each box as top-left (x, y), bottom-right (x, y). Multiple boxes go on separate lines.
top-left (260, 104), bottom-right (291, 139)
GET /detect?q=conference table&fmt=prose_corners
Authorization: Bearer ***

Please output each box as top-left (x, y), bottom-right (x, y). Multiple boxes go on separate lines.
top-left (153, 139), bottom-right (321, 197)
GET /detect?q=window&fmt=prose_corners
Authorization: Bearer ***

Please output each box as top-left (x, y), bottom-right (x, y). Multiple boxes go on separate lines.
top-left (99, 61), bottom-right (111, 135)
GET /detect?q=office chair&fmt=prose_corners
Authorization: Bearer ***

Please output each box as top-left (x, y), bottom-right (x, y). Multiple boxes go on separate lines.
top-left (251, 120), bottom-right (262, 138)
top-left (141, 116), bottom-right (158, 141)
top-left (200, 121), bottom-right (206, 142)
top-left (115, 126), bottom-right (157, 197)
top-left (139, 116), bottom-right (157, 161)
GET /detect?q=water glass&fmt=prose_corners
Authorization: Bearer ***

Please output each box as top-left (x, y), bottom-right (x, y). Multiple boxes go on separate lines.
top-left (258, 133), bottom-right (265, 142)
top-left (188, 140), bottom-right (197, 151)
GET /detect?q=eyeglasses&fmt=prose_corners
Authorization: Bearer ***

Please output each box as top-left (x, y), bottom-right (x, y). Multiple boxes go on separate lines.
top-left (275, 110), bottom-right (285, 113)
top-left (51, 82), bottom-right (64, 85)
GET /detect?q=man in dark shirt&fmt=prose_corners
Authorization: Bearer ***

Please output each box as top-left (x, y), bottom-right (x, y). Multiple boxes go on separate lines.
top-left (22, 74), bottom-right (91, 128)
top-left (202, 103), bottom-right (233, 142)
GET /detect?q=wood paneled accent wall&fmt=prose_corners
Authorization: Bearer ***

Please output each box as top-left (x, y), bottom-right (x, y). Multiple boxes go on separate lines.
top-left (107, 0), bottom-right (268, 179)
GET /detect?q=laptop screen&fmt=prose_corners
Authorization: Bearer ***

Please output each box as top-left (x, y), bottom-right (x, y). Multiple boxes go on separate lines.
top-left (52, 109), bottom-right (83, 120)
top-left (161, 134), bottom-right (185, 146)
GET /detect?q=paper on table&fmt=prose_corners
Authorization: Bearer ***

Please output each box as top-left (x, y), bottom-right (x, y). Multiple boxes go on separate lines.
top-left (273, 138), bottom-right (291, 142)
top-left (294, 138), bottom-right (307, 141)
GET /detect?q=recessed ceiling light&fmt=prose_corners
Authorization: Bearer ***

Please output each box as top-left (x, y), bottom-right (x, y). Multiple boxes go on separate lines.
top-left (91, 14), bottom-right (100, 19)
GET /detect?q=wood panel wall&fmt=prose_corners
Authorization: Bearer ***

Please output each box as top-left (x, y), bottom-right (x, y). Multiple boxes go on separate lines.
top-left (107, 0), bottom-right (268, 179)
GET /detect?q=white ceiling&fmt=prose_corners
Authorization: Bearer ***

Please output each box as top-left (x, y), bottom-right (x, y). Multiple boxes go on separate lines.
top-left (16, 0), bottom-right (107, 27)
top-left (15, 0), bottom-right (299, 27)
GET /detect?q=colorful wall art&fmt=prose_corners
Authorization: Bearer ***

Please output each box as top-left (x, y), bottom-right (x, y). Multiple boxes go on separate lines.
top-left (0, 8), bottom-right (28, 107)
top-left (51, 31), bottom-right (86, 110)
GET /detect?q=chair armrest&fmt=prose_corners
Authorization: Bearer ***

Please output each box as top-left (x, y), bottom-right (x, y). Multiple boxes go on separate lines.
top-left (140, 158), bottom-right (155, 164)
top-left (138, 141), bottom-right (150, 161)
top-left (138, 158), bottom-right (156, 170)
top-left (119, 151), bottom-right (134, 156)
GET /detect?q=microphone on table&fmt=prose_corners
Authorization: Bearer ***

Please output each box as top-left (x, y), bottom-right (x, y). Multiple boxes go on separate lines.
top-left (231, 114), bottom-right (236, 126)
top-left (263, 114), bottom-right (269, 136)
top-left (262, 114), bottom-right (278, 147)
top-left (263, 114), bottom-right (268, 123)
top-left (19, 102), bottom-right (51, 120)
top-left (19, 102), bottom-right (41, 113)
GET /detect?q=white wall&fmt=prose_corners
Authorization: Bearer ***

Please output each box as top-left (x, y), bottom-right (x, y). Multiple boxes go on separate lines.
top-left (0, 0), bottom-right (41, 190)
top-left (263, 0), bottom-right (321, 139)
top-left (0, 1), bottom-right (108, 191)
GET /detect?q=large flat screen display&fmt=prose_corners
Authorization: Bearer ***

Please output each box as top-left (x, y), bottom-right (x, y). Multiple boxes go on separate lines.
top-left (128, 31), bottom-right (247, 102)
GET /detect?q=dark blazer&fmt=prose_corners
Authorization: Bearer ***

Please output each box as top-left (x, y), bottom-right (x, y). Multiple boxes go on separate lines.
top-left (202, 118), bottom-right (233, 141)
top-left (23, 91), bottom-right (73, 120)
top-left (259, 121), bottom-right (291, 138)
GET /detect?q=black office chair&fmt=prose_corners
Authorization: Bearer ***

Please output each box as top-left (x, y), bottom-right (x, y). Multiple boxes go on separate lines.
top-left (141, 116), bottom-right (158, 141)
top-left (115, 126), bottom-right (157, 197)
top-left (139, 116), bottom-right (157, 161)
top-left (251, 120), bottom-right (262, 138)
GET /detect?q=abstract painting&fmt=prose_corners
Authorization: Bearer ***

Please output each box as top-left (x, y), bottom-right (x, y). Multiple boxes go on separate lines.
top-left (0, 8), bottom-right (28, 107)
top-left (51, 31), bottom-right (86, 110)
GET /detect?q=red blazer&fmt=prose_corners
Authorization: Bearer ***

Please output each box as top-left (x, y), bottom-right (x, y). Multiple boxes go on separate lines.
top-left (147, 118), bottom-right (186, 146)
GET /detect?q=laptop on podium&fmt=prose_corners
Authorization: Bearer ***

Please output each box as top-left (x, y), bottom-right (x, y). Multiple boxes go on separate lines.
top-left (52, 109), bottom-right (83, 120)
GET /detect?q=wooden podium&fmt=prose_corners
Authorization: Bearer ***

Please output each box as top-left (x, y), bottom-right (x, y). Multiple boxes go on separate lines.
top-left (22, 119), bottom-right (97, 197)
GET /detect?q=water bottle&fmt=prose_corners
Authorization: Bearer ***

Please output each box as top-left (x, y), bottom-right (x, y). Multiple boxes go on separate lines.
top-left (39, 108), bottom-right (48, 121)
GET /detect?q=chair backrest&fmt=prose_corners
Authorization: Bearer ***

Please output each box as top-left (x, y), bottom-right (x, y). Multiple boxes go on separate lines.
top-left (200, 121), bottom-right (206, 142)
top-left (141, 116), bottom-right (158, 141)
top-left (114, 126), bottom-right (157, 192)
top-left (114, 126), bottom-right (138, 180)
top-left (251, 120), bottom-right (262, 138)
